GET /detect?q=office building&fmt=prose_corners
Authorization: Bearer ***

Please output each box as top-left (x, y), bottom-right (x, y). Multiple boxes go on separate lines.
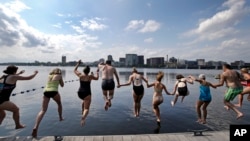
top-left (147, 57), bottom-right (164, 67)
top-left (138, 55), bottom-right (144, 66)
top-left (125, 54), bottom-right (138, 66)
top-left (197, 59), bottom-right (205, 66)
top-left (62, 56), bottom-right (66, 65)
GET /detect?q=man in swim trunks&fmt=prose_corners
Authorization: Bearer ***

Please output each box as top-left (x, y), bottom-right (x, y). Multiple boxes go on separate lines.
top-left (98, 60), bottom-right (120, 111)
top-left (214, 64), bottom-right (243, 119)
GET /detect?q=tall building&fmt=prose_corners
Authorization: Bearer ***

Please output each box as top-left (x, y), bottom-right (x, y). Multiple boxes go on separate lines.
top-left (147, 57), bottom-right (165, 67)
top-left (119, 58), bottom-right (126, 66)
top-left (138, 55), bottom-right (144, 66)
top-left (107, 55), bottom-right (113, 61)
top-left (125, 54), bottom-right (138, 66)
top-left (62, 56), bottom-right (66, 65)
top-left (169, 57), bottom-right (177, 63)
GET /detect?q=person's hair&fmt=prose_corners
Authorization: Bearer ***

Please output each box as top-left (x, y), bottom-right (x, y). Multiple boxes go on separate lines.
top-left (223, 63), bottom-right (232, 70)
top-left (50, 68), bottom-right (61, 75)
top-left (132, 67), bottom-right (138, 73)
top-left (106, 60), bottom-right (111, 65)
top-left (3, 65), bottom-right (18, 74)
top-left (241, 68), bottom-right (249, 73)
top-left (176, 74), bottom-right (184, 79)
top-left (156, 71), bottom-right (164, 82)
top-left (83, 66), bottom-right (90, 75)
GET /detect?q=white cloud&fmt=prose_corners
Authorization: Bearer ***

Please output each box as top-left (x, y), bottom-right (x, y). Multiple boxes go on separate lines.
top-left (125, 20), bottom-right (160, 33)
top-left (52, 23), bottom-right (62, 28)
top-left (144, 37), bottom-right (154, 43)
top-left (139, 20), bottom-right (161, 33)
top-left (125, 20), bottom-right (144, 30)
top-left (71, 25), bottom-right (85, 34)
top-left (4, 0), bottom-right (31, 12)
top-left (0, 1), bottom-right (102, 62)
top-left (80, 18), bottom-right (107, 31)
top-left (65, 20), bottom-right (72, 24)
top-left (147, 2), bottom-right (151, 8)
top-left (183, 0), bottom-right (249, 42)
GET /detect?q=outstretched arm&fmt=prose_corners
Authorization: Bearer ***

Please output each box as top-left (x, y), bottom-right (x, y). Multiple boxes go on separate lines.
top-left (16, 70), bottom-right (25, 75)
top-left (114, 68), bottom-right (120, 86)
top-left (209, 82), bottom-right (217, 89)
top-left (189, 75), bottom-right (202, 83)
top-left (74, 60), bottom-right (82, 77)
top-left (59, 75), bottom-right (64, 87)
top-left (141, 75), bottom-right (148, 84)
top-left (90, 69), bottom-right (99, 80)
top-left (186, 77), bottom-right (194, 84)
top-left (163, 85), bottom-right (172, 95)
top-left (119, 75), bottom-right (133, 87)
top-left (171, 83), bottom-right (178, 95)
top-left (14, 71), bottom-right (38, 80)
top-left (213, 74), bottom-right (225, 87)
top-left (147, 81), bottom-right (155, 88)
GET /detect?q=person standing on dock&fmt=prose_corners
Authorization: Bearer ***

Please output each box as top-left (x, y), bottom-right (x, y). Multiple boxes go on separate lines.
top-left (98, 60), bottom-right (120, 111)
top-left (213, 64), bottom-right (244, 119)
top-left (32, 68), bottom-right (64, 138)
top-left (147, 71), bottom-right (173, 126)
top-left (118, 67), bottom-right (148, 117)
top-left (234, 68), bottom-right (250, 107)
top-left (0, 65), bottom-right (38, 129)
top-left (189, 74), bottom-right (216, 124)
top-left (74, 60), bottom-right (99, 126)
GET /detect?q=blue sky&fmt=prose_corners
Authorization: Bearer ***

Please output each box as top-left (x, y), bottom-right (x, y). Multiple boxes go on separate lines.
top-left (0, 0), bottom-right (249, 63)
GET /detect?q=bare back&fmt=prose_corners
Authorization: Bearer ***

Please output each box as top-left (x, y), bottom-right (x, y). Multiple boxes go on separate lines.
top-left (222, 70), bottom-right (242, 88)
top-left (100, 65), bottom-right (116, 80)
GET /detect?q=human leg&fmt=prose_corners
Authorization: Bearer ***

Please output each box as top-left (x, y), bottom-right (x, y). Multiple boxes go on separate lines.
top-left (53, 94), bottom-right (63, 121)
top-left (196, 100), bottom-right (203, 123)
top-left (133, 93), bottom-right (138, 117)
top-left (0, 101), bottom-right (25, 129)
top-left (0, 109), bottom-right (6, 125)
top-left (224, 100), bottom-right (243, 119)
top-left (201, 101), bottom-right (210, 124)
top-left (102, 90), bottom-right (109, 111)
top-left (108, 90), bottom-right (114, 107)
top-left (235, 87), bottom-right (250, 107)
top-left (181, 96), bottom-right (185, 103)
top-left (81, 95), bottom-right (91, 126)
top-left (171, 95), bottom-right (178, 106)
top-left (137, 94), bottom-right (144, 117)
top-left (32, 96), bottom-right (50, 138)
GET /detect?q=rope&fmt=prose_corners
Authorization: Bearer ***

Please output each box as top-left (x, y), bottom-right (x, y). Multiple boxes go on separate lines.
top-left (11, 79), bottom-right (79, 96)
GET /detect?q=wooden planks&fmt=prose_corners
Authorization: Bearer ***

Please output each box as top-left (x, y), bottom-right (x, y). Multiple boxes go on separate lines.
top-left (0, 131), bottom-right (230, 141)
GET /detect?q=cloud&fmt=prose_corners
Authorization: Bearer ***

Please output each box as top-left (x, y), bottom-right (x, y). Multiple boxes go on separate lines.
top-left (80, 18), bottom-right (107, 31)
top-left (147, 2), bottom-right (151, 8)
top-left (3, 0), bottom-right (31, 12)
top-left (65, 20), bottom-right (72, 24)
top-left (52, 23), bottom-right (62, 28)
top-left (125, 20), bottom-right (160, 33)
top-left (144, 37), bottom-right (154, 43)
top-left (183, 0), bottom-right (249, 43)
top-left (0, 1), bottom-right (103, 62)
top-left (71, 25), bottom-right (85, 34)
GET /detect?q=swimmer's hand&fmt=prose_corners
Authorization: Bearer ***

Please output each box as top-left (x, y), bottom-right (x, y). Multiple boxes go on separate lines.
top-left (20, 70), bottom-right (25, 74)
top-left (34, 70), bottom-right (38, 74)
top-left (78, 60), bottom-right (82, 64)
top-left (91, 72), bottom-right (94, 75)
top-left (117, 84), bottom-right (121, 88)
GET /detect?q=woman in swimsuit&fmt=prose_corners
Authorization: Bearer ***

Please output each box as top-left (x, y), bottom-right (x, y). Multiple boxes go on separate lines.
top-left (118, 67), bottom-right (148, 117)
top-left (74, 60), bottom-right (99, 126)
top-left (32, 68), bottom-right (64, 138)
top-left (0, 65), bottom-right (38, 129)
top-left (190, 74), bottom-right (216, 124)
top-left (147, 71), bottom-right (173, 126)
top-left (235, 68), bottom-right (250, 107)
top-left (171, 74), bottom-right (193, 106)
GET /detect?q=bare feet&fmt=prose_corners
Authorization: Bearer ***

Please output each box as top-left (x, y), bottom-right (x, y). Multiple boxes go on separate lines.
top-left (236, 113), bottom-right (244, 120)
top-left (171, 101), bottom-right (174, 107)
top-left (15, 124), bottom-right (26, 129)
top-left (31, 129), bottom-right (37, 138)
top-left (108, 101), bottom-right (112, 107)
top-left (247, 94), bottom-right (250, 101)
top-left (81, 118), bottom-right (85, 126)
top-left (196, 119), bottom-right (202, 123)
top-left (156, 119), bottom-right (161, 127)
top-left (104, 102), bottom-right (109, 111)
top-left (224, 105), bottom-right (230, 111)
top-left (234, 104), bottom-right (242, 108)
top-left (200, 120), bottom-right (207, 124)
top-left (59, 117), bottom-right (64, 121)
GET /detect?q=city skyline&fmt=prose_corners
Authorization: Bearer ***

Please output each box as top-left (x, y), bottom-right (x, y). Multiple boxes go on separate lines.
top-left (0, 0), bottom-right (250, 63)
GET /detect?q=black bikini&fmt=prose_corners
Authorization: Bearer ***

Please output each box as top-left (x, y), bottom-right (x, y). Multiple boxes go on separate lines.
top-left (0, 75), bottom-right (16, 105)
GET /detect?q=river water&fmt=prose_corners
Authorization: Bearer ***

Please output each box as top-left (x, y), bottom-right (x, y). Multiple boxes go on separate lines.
top-left (0, 66), bottom-right (249, 136)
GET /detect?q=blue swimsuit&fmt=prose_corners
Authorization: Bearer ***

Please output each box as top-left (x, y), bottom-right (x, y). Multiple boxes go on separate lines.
top-left (199, 85), bottom-right (211, 102)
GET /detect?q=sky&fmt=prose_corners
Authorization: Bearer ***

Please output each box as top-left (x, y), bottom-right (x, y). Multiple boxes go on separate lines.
top-left (0, 0), bottom-right (249, 63)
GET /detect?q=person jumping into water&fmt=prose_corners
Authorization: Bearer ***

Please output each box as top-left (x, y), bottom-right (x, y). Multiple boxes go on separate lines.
top-left (98, 60), bottom-right (120, 111)
top-left (147, 71), bottom-right (173, 126)
top-left (0, 65), bottom-right (38, 129)
top-left (214, 64), bottom-right (244, 119)
top-left (234, 68), bottom-right (250, 107)
top-left (32, 68), bottom-right (64, 138)
top-left (190, 74), bottom-right (216, 124)
top-left (118, 67), bottom-right (148, 117)
top-left (74, 60), bottom-right (99, 126)
top-left (171, 74), bottom-right (193, 107)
